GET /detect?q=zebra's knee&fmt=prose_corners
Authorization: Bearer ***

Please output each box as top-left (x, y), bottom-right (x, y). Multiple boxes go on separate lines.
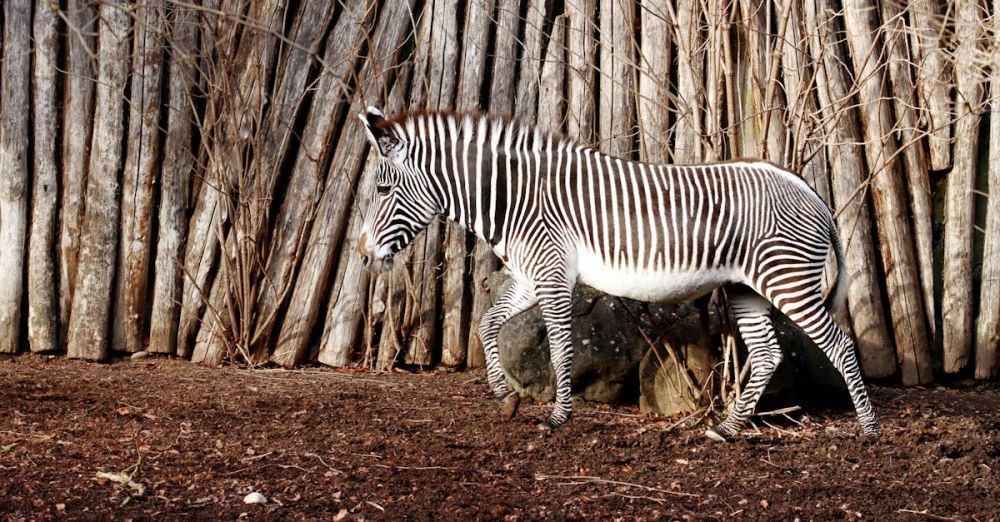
top-left (478, 312), bottom-right (503, 348)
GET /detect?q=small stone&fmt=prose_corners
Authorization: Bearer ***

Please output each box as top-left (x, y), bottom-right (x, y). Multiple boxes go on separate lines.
top-left (130, 351), bottom-right (149, 361)
top-left (243, 492), bottom-right (267, 505)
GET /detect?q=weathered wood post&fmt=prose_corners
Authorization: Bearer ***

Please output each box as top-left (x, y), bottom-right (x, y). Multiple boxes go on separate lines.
top-left (842, 0), bottom-right (933, 384)
top-left (59, 0), bottom-right (97, 336)
top-left (267, 1), bottom-right (374, 367)
top-left (66, 2), bottom-right (132, 361)
top-left (942, 0), bottom-right (986, 374)
top-left (976, 0), bottom-right (1000, 380)
top-left (28, 0), bottom-right (61, 353)
top-left (0, 0), bottom-right (31, 354)
top-left (805, 0), bottom-right (897, 379)
top-left (114, 1), bottom-right (166, 354)
top-left (149, 1), bottom-right (201, 355)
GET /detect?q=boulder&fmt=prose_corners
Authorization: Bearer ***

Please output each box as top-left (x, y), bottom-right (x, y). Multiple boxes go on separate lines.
top-left (492, 272), bottom-right (649, 404)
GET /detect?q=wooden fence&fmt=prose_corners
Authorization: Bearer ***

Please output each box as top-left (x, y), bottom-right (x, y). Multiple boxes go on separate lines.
top-left (0, 0), bottom-right (997, 385)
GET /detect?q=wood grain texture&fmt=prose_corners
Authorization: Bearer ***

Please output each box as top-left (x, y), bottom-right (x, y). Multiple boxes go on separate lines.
top-left (842, 0), bottom-right (932, 384)
top-left (975, 0), bottom-right (1000, 379)
top-left (58, 0), bottom-right (97, 336)
top-left (805, 0), bottom-right (896, 379)
top-left (27, 0), bottom-right (60, 353)
top-left (267, 1), bottom-right (373, 367)
top-left (637, 0), bottom-right (671, 163)
top-left (114, 1), bottom-right (166, 353)
top-left (149, 1), bottom-right (200, 354)
top-left (0, 0), bottom-right (31, 353)
top-left (66, 2), bottom-right (131, 361)
top-left (943, 0), bottom-right (985, 374)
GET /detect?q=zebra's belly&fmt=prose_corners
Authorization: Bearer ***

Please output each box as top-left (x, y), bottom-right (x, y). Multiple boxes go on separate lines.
top-left (575, 248), bottom-right (737, 303)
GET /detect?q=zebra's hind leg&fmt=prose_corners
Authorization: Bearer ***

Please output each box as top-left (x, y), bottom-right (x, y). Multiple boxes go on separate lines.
top-left (772, 295), bottom-right (880, 437)
top-left (533, 276), bottom-right (576, 431)
top-left (479, 280), bottom-right (538, 418)
top-left (707, 288), bottom-right (783, 442)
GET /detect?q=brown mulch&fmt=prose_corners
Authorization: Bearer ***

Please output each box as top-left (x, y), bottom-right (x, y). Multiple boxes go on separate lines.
top-left (0, 355), bottom-right (997, 520)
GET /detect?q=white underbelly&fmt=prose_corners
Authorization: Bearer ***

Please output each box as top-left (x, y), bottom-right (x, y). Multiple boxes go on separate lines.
top-left (575, 248), bottom-right (737, 303)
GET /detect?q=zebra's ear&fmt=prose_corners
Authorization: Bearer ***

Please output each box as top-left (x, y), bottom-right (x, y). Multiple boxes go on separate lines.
top-left (358, 106), bottom-right (404, 162)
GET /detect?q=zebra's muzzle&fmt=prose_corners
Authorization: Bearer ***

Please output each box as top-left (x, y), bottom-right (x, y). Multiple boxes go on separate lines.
top-left (362, 253), bottom-right (394, 273)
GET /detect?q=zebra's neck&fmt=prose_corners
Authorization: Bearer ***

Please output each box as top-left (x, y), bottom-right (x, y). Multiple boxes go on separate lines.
top-left (406, 112), bottom-right (559, 248)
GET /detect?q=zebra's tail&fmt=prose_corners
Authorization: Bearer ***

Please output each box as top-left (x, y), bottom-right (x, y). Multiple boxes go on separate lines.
top-left (824, 223), bottom-right (849, 312)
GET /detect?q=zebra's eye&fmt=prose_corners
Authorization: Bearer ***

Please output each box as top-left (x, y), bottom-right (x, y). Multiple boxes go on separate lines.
top-left (376, 183), bottom-right (391, 196)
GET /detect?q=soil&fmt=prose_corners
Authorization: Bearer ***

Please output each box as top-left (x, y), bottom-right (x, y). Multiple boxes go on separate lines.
top-left (1, 355), bottom-right (997, 521)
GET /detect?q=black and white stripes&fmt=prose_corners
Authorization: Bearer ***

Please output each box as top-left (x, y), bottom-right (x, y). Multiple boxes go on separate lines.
top-left (356, 107), bottom-right (878, 439)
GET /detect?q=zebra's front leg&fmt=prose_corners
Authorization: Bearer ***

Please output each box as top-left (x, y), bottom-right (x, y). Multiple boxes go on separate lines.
top-left (478, 280), bottom-right (537, 417)
top-left (535, 278), bottom-right (576, 431)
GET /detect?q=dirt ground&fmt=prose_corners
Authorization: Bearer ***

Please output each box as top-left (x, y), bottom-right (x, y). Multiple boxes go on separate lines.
top-left (0, 355), bottom-right (997, 521)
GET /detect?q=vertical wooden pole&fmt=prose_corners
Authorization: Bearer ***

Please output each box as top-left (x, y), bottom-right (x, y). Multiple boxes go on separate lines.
top-left (673, 0), bottom-right (703, 163)
top-left (59, 0), bottom-right (96, 335)
top-left (908, 0), bottom-right (952, 171)
top-left (739, 0), bottom-right (786, 161)
top-left (566, 0), bottom-right (596, 144)
top-left (267, 1), bottom-right (373, 367)
top-left (0, 0), bottom-right (31, 354)
top-left (781, 0), bottom-right (830, 202)
top-left (536, 17), bottom-right (567, 131)
top-left (879, 0), bottom-right (936, 339)
top-left (440, 0), bottom-right (493, 369)
top-left (66, 2), bottom-right (131, 361)
top-left (320, 79), bottom-right (410, 368)
top-left (114, 0), bottom-right (166, 353)
top-left (805, 0), bottom-right (896, 378)
top-left (599, 0), bottom-right (636, 157)
top-left (637, 0), bottom-right (671, 163)
top-left (943, 0), bottom-right (985, 374)
top-left (513, 0), bottom-right (549, 118)
top-left (842, 0), bottom-right (933, 384)
top-left (702, 0), bottom-right (727, 161)
top-left (975, 0), bottom-right (1000, 379)
top-left (149, 1), bottom-right (200, 355)
top-left (28, 0), bottom-right (60, 353)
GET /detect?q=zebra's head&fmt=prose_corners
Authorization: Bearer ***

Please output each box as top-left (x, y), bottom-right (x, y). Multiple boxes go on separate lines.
top-left (356, 107), bottom-right (442, 273)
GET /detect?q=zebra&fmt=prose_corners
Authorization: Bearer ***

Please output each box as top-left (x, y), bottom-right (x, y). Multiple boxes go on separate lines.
top-left (355, 106), bottom-right (879, 441)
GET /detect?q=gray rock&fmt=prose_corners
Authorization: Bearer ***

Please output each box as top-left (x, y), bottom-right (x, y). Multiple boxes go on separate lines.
top-left (492, 272), bottom-right (651, 404)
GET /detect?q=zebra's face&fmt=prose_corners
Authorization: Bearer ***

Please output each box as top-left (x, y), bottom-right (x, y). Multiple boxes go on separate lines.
top-left (356, 106), bottom-right (440, 273)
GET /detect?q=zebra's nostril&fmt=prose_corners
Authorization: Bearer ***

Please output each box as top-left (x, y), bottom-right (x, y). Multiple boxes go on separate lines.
top-left (361, 254), bottom-right (370, 267)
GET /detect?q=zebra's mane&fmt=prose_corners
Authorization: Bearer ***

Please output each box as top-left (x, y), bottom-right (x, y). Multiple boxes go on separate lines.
top-left (381, 109), bottom-right (570, 154)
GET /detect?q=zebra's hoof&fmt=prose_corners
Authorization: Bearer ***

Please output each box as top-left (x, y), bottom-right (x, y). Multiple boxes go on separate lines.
top-left (536, 418), bottom-right (560, 433)
top-left (704, 428), bottom-right (729, 443)
top-left (499, 392), bottom-right (520, 419)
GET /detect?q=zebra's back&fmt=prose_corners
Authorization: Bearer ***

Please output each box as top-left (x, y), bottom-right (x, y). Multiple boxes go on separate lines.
top-left (544, 157), bottom-right (834, 303)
